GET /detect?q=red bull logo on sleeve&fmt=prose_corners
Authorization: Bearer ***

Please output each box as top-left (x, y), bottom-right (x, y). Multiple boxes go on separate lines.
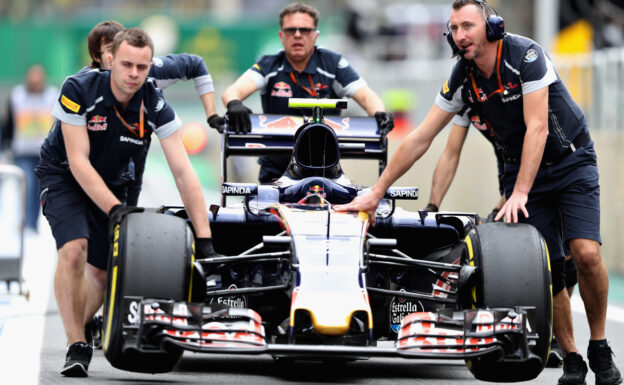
top-left (271, 81), bottom-right (293, 97)
top-left (87, 115), bottom-right (108, 131)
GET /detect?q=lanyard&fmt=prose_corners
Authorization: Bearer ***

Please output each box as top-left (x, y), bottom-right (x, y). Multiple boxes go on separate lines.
top-left (113, 100), bottom-right (144, 138)
top-left (289, 72), bottom-right (318, 97)
top-left (469, 40), bottom-right (507, 102)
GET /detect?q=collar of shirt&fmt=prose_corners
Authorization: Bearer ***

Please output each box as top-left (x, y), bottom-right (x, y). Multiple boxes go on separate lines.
top-left (282, 46), bottom-right (319, 75)
top-left (102, 71), bottom-right (145, 112)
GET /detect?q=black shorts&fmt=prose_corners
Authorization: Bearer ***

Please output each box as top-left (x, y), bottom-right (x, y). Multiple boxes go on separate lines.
top-left (37, 165), bottom-right (116, 270)
top-left (503, 143), bottom-right (600, 294)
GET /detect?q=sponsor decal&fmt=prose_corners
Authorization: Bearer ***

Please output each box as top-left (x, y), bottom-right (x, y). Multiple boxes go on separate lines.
top-left (271, 81), bottom-right (293, 97)
top-left (306, 184), bottom-right (326, 198)
top-left (501, 93), bottom-right (521, 103)
top-left (390, 289), bottom-right (424, 333)
top-left (128, 300), bottom-right (140, 324)
top-left (210, 284), bottom-right (247, 308)
top-left (87, 115), bottom-right (108, 131)
top-left (506, 82), bottom-right (519, 90)
top-left (153, 57), bottom-right (163, 67)
top-left (222, 185), bottom-right (252, 195)
top-left (338, 57), bottom-right (350, 69)
top-left (120, 135), bottom-right (145, 145)
top-left (155, 97), bottom-right (164, 111)
top-left (324, 117), bottom-right (350, 131)
top-left (470, 115), bottom-right (487, 131)
top-left (245, 143), bottom-right (266, 148)
top-left (388, 188), bottom-right (418, 198)
top-left (258, 115), bottom-right (302, 130)
top-left (61, 95), bottom-right (80, 113)
top-left (442, 80), bottom-right (450, 94)
top-left (524, 48), bottom-right (538, 63)
top-left (256, 115), bottom-right (350, 132)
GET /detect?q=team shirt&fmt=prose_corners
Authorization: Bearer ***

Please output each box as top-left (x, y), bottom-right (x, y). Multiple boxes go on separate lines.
top-left (40, 69), bottom-right (180, 189)
top-left (244, 46), bottom-right (366, 115)
top-left (436, 33), bottom-right (587, 162)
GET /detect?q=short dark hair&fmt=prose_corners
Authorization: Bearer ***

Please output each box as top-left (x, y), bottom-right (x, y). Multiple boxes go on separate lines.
top-left (88, 20), bottom-right (124, 68)
top-left (452, 0), bottom-right (494, 18)
top-left (112, 27), bottom-right (154, 58)
top-left (279, 2), bottom-right (319, 27)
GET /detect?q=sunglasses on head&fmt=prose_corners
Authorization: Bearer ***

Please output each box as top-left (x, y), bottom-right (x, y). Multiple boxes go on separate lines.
top-left (282, 27), bottom-right (316, 35)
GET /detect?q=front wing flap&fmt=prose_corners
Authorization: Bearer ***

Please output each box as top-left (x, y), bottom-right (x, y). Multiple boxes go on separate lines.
top-left (125, 296), bottom-right (537, 362)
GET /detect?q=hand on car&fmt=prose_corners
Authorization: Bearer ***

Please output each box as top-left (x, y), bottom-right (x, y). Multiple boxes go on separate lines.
top-left (494, 191), bottom-right (528, 223)
top-left (425, 203), bottom-right (439, 212)
top-left (207, 114), bottom-right (226, 133)
top-left (333, 190), bottom-right (383, 225)
top-left (226, 100), bottom-right (252, 134)
top-left (374, 111), bottom-right (394, 134)
top-left (108, 204), bottom-right (143, 236)
top-left (195, 237), bottom-right (223, 259)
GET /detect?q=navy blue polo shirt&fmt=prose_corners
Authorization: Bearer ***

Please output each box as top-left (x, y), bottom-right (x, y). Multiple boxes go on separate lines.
top-left (244, 46), bottom-right (366, 116)
top-left (149, 53), bottom-right (214, 94)
top-left (436, 34), bottom-right (587, 162)
top-left (453, 106), bottom-right (504, 194)
top-left (41, 68), bottom-right (180, 188)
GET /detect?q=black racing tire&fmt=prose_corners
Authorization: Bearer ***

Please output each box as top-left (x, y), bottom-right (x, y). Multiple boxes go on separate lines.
top-left (102, 212), bottom-right (194, 373)
top-left (464, 222), bottom-right (552, 382)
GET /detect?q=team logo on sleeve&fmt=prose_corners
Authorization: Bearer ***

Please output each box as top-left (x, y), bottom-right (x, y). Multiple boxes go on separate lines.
top-left (153, 57), bottom-right (163, 67)
top-left (253, 63), bottom-right (261, 71)
top-left (271, 81), bottom-right (293, 97)
top-left (442, 80), bottom-right (450, 95)
top-left (61, 95), bottom-right (80, 113)
top-left (155, 97), bottom-right (164, 111)
top-left (524, 49), bottom-right (538, 62)
top-left (338, 57), bottom-right (349, 69)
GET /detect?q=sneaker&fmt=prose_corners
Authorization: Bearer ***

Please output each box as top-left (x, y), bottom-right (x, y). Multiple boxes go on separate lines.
top-left (60, 342), bottom-right (92, 377)
top-left (85, 315), bottom-right (103, 349)
top-left (558, 352), bottom-right (588, 385)
top-left (548, 337), bottom-right (565, 368)
top-left (588, 340), bottom-right (623, 385)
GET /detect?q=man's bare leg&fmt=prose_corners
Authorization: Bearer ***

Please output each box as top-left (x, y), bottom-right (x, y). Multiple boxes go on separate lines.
top-left (55, 238), bottom-right (89, 344)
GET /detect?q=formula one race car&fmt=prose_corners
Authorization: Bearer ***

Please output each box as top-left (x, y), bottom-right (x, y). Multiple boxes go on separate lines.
top-left (102, 99), bottom-right (552, 382)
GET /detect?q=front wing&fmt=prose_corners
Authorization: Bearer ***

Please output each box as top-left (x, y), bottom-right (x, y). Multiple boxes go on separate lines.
top-left (120, 297), bottom-right (538, 361)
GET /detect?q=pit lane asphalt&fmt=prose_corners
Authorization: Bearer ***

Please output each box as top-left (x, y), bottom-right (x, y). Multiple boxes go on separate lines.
top-left (1, 227), bottom-right (622, 385)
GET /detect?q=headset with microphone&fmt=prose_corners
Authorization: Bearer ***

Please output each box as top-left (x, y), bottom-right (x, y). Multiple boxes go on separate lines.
top-left (445, 0), bottom-right (505, 57)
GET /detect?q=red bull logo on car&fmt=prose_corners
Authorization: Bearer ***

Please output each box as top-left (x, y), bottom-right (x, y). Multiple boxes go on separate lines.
top-left (271, 81), bottom-right (293, 97)
top-left (257, 115), bottom-right (350, 133)
top-left (306, 185), bottom-right (326, 198)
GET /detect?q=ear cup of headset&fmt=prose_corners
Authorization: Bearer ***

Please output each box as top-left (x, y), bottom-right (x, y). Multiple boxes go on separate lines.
top-left (485, 15), bottom-right (505, 41)
top-left (446, 31), bottom-right (460, 56)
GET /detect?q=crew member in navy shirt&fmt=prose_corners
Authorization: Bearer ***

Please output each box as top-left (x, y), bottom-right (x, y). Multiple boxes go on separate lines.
top-left (80, 20), bottom-right (224, 348)
top-left (36, 28), bottom-right (219, 377)
top-left (221, 2), bottom-right (393, 183)
top-left (336, 2), bottom-right (621, 385)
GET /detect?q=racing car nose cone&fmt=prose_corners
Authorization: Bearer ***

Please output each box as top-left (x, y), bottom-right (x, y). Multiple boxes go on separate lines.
top-left (293, 291), bottom-right (371, 335)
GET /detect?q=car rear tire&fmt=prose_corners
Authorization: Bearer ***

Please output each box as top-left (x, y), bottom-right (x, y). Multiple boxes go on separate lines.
top-left (464, 222), bottom-right (552, 382)
top-left (102, 212), bottom-right (194, 373)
